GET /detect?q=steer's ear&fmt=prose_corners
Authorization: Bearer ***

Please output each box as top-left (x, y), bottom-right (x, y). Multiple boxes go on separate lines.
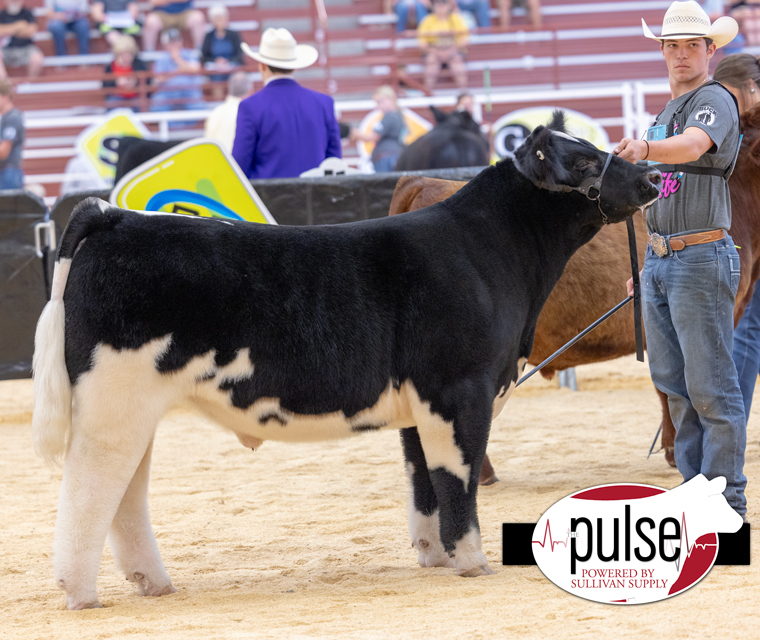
top-left (514, 123), bottom-right (572, 186)
top-left (546, 110), bottom-right (567, 134)
top-left (430, 106), bottom-right (448, 125)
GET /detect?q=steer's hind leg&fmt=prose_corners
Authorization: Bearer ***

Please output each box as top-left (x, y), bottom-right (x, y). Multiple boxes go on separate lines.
top-left (54, 386), bottom-right (166, 609)
top-left (108, 439), bottom-right (176, 598)
top-left (410, 382), bottom-right (494, 577)
top-left (400, 427), bottom-right (455, 569)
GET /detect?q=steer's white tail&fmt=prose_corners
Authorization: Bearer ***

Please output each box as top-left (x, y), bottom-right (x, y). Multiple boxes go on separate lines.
top-left (33, 258), bottom-right (73, 467)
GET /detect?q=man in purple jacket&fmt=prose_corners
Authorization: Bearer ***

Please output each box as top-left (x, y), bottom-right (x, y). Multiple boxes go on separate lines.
top-left (232, 28), bottom-right (342, 179)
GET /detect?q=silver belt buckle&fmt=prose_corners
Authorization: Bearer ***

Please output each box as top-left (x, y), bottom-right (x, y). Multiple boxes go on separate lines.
top-left (648, 233), bottom-right (671, 257)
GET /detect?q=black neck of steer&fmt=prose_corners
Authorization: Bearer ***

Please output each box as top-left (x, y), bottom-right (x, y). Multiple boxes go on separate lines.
top-left (441, 160), bottom-right (605, 322)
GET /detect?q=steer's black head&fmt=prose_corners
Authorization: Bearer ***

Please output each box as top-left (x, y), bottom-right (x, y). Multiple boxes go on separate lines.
top-left (430, 105), bottom-right (483, 137)
top-left (514, 111), bottom-right (662, 225)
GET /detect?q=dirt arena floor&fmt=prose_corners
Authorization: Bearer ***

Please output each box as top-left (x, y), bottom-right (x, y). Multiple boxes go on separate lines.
top-left (2, 355), bottom-right (758, 639)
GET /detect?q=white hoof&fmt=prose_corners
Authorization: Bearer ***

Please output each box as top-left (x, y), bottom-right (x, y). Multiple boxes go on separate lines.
top-left (66, 595), bottom-right (102, 610)
top-left (412, 537), bottom-right (456, 568)
top-left (450, 528), bottom-right (495, 577)
top-left (129, 571), bottom-right (177, 597)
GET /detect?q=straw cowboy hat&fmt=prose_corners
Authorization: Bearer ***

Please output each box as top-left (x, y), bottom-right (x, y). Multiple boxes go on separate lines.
top-left (642, 1), bottom-right (738, 48)
top-left (241, 28), bottom-right (318, 70)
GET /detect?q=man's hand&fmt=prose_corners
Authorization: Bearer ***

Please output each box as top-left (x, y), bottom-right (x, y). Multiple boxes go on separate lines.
top-left (614, 138), bottom-right (647, 164)
top-left (626, 270), bottom-right (644, 297)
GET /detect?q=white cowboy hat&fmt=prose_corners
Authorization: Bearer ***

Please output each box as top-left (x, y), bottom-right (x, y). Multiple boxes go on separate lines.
top-left (642, 0), bottom-right (738, 48)
top-left (241, 28), bottom-right (318, 70)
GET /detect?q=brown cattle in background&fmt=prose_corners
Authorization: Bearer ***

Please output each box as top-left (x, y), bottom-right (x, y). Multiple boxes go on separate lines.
top-left (391, 105), bottom-right (760, 478)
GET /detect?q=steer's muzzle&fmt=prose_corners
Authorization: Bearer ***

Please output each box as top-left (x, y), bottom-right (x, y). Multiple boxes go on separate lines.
top-left (644, 168), bottom-right (663, 189)
top-left (639, 168), bottom-right (663, 204)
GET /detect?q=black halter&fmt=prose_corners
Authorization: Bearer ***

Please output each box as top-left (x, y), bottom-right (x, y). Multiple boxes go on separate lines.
top-left (529, 152), bottom-right (614, 225)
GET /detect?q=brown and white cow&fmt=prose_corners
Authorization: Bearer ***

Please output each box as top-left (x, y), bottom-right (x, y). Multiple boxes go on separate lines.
top-left (390, 103), bottom-right (760, 476)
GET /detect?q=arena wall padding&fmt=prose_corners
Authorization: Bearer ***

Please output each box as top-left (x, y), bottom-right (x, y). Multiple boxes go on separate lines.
top-left (49, 167), bottom-right (485, 229)
top-left (0, 191), bottom-right (49, 380)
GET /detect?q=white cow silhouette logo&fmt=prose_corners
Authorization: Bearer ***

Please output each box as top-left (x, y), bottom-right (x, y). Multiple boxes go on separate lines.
top-left (532, 475), bottom-right (742, 604)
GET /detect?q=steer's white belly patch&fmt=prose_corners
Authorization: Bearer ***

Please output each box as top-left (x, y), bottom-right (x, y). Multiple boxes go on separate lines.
top-left (81, 340), bottom-right (478, 467)
top-left (155, 345), bottom-right (420, 443)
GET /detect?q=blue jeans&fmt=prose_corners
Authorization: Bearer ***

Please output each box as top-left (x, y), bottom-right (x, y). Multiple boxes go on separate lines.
top-left (394, 0), bottom-right (428, 32)
top-left (642, 235), bottom-right (747, 516)
top-left (457, 0), bottom-right (491, 27)
top-left (372, 155), bottom-right (398, 173)
top-left (0, 166), bottom-right (23, 190)
top-left (733, 279), bottom-right (760, 419)
top-left (48, 17), bottom-right (90, 56)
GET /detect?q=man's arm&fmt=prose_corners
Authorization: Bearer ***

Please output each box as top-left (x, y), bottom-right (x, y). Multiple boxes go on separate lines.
top-left (91, 2), bottom-right (105, 22)
top-left (232, 100), bottom-right (256, 178)
top-left (0, 15), bottom-right (38, 38)
top-left (14, 19), bottom-right (38, 38)
top-left (325, 105), bottom-right (342, 159)
top-left (614, 127), bottom-right (715, 164)
top-left (172, 51), bottom-right (200, 72)
top-left (0, 139), bottom-right (11, 161)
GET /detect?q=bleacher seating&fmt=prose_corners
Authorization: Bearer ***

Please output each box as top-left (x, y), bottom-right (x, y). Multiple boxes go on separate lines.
top-left (9, 0), bottom-right (715, 199)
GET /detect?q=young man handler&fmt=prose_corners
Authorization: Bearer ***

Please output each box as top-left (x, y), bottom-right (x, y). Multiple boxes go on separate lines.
top-left (615, 1), bottom-right (747, 519)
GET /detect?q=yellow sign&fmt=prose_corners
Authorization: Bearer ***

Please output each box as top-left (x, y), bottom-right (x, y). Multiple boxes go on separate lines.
top-left (492, 107), bottom-right (610, 160)
top-left (356, 108), bottom-right (432, 160)
top-left (110, 139), bottom-right (276, 224)
top-left (78, 109), bottom-right (150, 183)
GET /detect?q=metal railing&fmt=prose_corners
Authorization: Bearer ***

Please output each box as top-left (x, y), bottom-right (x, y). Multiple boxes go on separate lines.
top-left (22, 80), bottom-right (673, 197)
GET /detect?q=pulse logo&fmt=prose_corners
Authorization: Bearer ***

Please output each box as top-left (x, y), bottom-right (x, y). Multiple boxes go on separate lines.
top-left (532, 475), bottom-right (743, 604)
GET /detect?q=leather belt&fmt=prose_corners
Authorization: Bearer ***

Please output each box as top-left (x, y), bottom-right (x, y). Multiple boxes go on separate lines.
top-left (647, 230), bottom-right (725, 257)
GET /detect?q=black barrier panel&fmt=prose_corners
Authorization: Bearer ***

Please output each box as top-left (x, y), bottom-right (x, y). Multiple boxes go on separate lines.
top-left (503, 522), bottom-right (751, 566)
top-left (0, 191), bottom-right (49, 380)
top-left (50, 190), bottom-right (110, 242)
top-left (49, 167), bottom-right (486, 230)
top-left (248, 167), bottom-right (485, 226)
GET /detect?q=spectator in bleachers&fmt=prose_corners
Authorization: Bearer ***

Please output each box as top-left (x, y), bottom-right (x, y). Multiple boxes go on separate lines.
top-left (456, 0), bottom-right (491, 28)
top-left (0, 0), bottom-right (43, 78)
top-left (455, 91), bottom-right (474, 113)
top-left (142, 0), bottom-right (205, 52)
top-left (0, 79), bottom-right (24, 190)
top-left (150, 28), bottom-right (205, 118)
top-left (730, 0), bottom-right (760, 48)
top-left (233, 27), bottom-right (342, 178)
top-left (201, 4), bottom-right (242, 98)
top-left (418, 0), bottom-right (468, 92)
top-left (350, 85), bottom-right (407, 172)
top-left (499, 0), bottom-right (541, 29)
top-left (92, 0), bottom-right (141, 47)
top-left (386, 0), bottom-right (430, 33)
top-left (45, 0), bottom-right (90, 56)
top-left (204, 70), bottom-right (250, 153)
top-left (103, 34), bottom-right (150, 111)
top-left (699, 0), bottom-right (726, 21)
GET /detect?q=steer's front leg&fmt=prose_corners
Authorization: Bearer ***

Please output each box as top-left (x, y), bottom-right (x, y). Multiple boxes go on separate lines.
top-left (409, 382), bottom-right (495, 577)
top-left (400, 427), bottom-right (455, 569)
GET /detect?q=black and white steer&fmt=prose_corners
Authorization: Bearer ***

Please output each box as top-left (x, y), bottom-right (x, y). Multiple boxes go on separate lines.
top-left (33, 113), bottom-right (661, 610)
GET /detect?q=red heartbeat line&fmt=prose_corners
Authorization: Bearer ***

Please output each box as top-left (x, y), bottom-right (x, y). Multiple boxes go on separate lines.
top-left (674, 512), bottom-right (717, 570)
top-left (532, 513), bottom-right (718, 562)
top-left (531, 520), bottom-right (569, 551)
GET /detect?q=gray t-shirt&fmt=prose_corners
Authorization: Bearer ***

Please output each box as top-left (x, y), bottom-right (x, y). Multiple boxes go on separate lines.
top-left (0, 107), bottom-right (24, 172)
top-left (371, 110), bottom-right (406, 162)
top-left (645, 83), bottom-right (740, 236)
